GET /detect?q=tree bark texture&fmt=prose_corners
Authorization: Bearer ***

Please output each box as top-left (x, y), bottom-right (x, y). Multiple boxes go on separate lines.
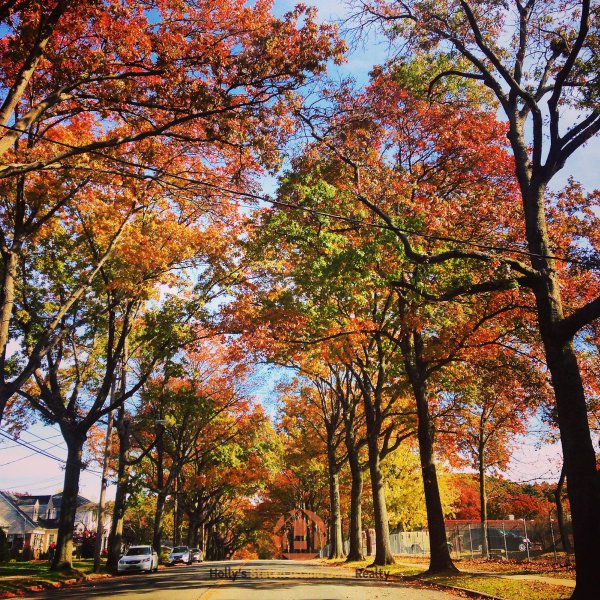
top-left (327, 449), bottom-right (345, 559)
top-left (479, 454), bottom-right (490, 559)
top-left (51, 436), bottom-right (85, 570)
top-left (346, 445), bottom-right (364, 561)
top-left (366, 433), bottom-right (394, 566)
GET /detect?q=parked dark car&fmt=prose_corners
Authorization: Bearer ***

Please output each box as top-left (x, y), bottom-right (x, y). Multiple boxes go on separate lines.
top-left (463, 527), bottom-right (531, 552)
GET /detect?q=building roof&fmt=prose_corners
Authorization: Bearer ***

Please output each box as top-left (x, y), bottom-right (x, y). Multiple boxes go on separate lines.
top-left (0, 492), bottom-right (40, 530)
top-left (37, 518), bottom-right (59, 529)
top-left (50, 493), bottom-right (91, 510)
top-left (13, 495), bottom-right (52, 507)
top-left (0, 491), bottom-right (92, 529)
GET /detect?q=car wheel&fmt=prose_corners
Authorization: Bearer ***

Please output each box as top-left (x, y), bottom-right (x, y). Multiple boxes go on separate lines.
top-left (518, 542), bottom-right (527, 552)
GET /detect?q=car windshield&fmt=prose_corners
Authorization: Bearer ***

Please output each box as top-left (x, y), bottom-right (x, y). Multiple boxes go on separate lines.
top-left (173, 547), bottom-right (188, 553)
top-left (126, 547), bottom-right (151, 556)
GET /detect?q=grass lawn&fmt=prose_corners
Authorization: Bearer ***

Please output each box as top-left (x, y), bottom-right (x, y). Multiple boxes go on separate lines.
top-left (0, 559), bottom-right (109, 595)
top-left (444, 556), bottom-right (575, 580)
top-left (419, 572), bottom-right (572, 600)
top-left (318, 557), bottom-right (574, 599)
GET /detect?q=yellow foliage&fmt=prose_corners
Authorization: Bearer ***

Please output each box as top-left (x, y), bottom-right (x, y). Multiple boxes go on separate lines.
top-left (382, 443), bottom-right (458, 531)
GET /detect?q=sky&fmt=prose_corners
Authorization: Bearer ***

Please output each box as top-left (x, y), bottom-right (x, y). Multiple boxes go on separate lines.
top-left (1, 0), bottom-right (598, 501)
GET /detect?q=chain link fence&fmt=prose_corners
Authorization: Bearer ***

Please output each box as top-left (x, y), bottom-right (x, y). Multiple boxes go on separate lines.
top-left (320, 517), bottom-right (572, 561)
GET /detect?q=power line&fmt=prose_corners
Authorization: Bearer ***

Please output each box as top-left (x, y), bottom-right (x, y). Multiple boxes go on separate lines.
top-left (0, 451), bottom-right (39, 466)
top-left (23, 430), bottom-right (64, 441)
top-left (0, 429), bottom-right (102, 476)
top-left (0, 429), bottom-right (66, 464)
top-left (20, 430), bottom-right (65, 449)
top-left (1, 474), bottom-right (65, 487)
top-left (0, 431), bottom-right (63, 450)
top-left (0, 121), bottom-right (595, 269)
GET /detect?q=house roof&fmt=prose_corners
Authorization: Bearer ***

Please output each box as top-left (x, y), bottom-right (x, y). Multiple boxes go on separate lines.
top-left (0, 491), bottom-right (92, 526)
top-left (37, 518), bottom-right (59, 529)
top-left (14, 495), bottom-right (52, 507)
top-left (0, 492), bottom-right (40, 529)
top-left (50, 493), bottom-right (91, 509)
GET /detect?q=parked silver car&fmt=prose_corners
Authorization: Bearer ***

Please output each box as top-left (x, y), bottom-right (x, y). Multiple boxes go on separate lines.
top-left (190, 547), bottom-right (203, 562)
top-left (168, 545), bottom-right (192, 565)
top-left (117, 545), bottom-right (159, 573)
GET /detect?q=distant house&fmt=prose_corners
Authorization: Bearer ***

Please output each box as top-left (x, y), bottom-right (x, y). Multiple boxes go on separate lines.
top-left (0, 491), bottom-right (111, 557)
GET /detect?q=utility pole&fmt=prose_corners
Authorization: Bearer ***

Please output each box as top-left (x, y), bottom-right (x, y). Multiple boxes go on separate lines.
top-left (106, 341), bottom-right (129, 569)
top-left (93, 380), bottom-right (115, 573)
top-left (173, 477), bottom-right (179, 547)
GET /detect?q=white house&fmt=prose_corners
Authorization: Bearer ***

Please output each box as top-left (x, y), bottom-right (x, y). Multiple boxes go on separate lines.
top-left (0, 491), bottom-right (112, 557)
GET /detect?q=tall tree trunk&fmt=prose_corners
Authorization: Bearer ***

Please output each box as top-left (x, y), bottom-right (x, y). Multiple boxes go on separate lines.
top-left (555, 464), bottom-right (571, 555)
top-left (51, 435), bottom-right (85, 570)
top-left (93, 409), bottom-right (114, 572)
top-left (401, 329), bottom-right (456, 574)
top-left (107, 409), bottom-right (129, 568)
top-left (538, 309), bottom-right (600, 597)
top-left (412, 378), bottom-right (457, 574)
top-left (173, 478), bottom-right (181, 547)
top-left (152, 490), bottom-right (167, 554)
top-left (367, 433), bottom-right (394, 566)
top-left (518, 171), bottom-right (600, 597)
top-left (327, 448), bottom-right (344, 559)
top-left (346, 447), bottom-right (364, 562)
top-left (478, 451), bottom-right (490, 559)
top-left (0, 249), bottom-right (19, 425)
top-left (186, 513), bottom-right (194, 546)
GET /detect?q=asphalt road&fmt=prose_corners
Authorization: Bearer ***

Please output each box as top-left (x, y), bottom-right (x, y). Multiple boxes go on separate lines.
top-left (20, 560), bottom-right (457, 600)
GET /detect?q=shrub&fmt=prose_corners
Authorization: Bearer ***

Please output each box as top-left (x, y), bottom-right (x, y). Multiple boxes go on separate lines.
top-left (0, 528), bottom-right (9, 563)
top-left (21, 546), bottom-right (34, 561)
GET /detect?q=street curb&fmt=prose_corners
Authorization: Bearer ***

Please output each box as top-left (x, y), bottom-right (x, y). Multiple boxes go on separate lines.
top-left (413, 578), bottom-right (505, 600)
top-left (0, 572), bottom-right (113, 598)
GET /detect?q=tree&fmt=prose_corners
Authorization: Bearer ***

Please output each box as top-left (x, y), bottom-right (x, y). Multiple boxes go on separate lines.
top-left (333, 366), bottom-right (369, 562)
top-left (123, 493), bottom-right (170, 548)
top-left (353, 3), bottom-right (600, 593)
top-left (0, 0), bottom-right (344, 424)
top-left (134, 340), bottom-right (253, 554)
top-left (183, 405), bottom-right (278, 560)
top-left (445, 352), bottom-right (546, 557)
top-left (278, 370), bottom-right (347, 559)
top-left (14, 189), bottom-right (206, 569)
top-left (383, 442), bottom-right (458, 532)
top-left (453, 475), bottom-right (481, 521)
top-left (291, 69), bottom-right (536, 572)
top-left (261, 91), bottom-right (527, 572)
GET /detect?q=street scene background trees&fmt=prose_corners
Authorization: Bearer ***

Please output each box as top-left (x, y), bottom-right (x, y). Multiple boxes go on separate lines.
top-left (0, 2), bottom-right (598, 599)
